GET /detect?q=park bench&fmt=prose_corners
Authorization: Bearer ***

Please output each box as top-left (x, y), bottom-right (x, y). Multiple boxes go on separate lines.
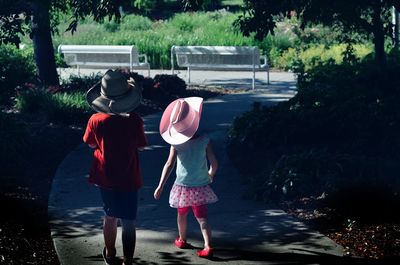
top-left (170, 45), bottom-right (269, 89)
top-left (58, 45), bottom-right (150, 76)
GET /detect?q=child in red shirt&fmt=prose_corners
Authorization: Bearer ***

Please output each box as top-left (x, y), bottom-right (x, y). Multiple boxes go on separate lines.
top-left (83, 70), bottom-right (147, 265)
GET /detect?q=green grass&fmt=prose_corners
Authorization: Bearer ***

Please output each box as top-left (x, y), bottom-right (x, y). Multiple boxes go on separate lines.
top-left (46, 11), bottom-right (292, 69)
top-left (221, 0), bottom-right (243, 6)
top-left (15, 89), bottom-right (92, 125)
top-left (18, 9), bottom-right (373, 70)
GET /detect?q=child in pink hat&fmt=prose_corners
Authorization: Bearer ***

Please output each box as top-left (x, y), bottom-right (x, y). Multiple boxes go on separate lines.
top-left (154, 97), bottom-right (218, 258)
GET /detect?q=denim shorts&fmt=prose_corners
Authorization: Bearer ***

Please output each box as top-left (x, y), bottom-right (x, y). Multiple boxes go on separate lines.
top-left (100, 188), bottom-right (138, 220)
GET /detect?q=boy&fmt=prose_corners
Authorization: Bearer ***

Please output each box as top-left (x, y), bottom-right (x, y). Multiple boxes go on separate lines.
top-left (83, 69), bottom-right (147, 265)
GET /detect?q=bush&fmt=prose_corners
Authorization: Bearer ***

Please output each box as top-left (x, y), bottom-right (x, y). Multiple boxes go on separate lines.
top-left (15, 89), bottom-right (92, 125)
top-left (227, 59), bottom-right (400, 206)
top-left (0, 112), bottom-right (31, 175)
top-left (277, 44), bottom-right (373, 71)
top-left (60, 73), bottom-right (102, 93)
top-left (137, 73), bottom-right (187, 108)
top-left (13, 71), bottom-right (188, 126)
top-left (0, 45), bottom-right (37, 104)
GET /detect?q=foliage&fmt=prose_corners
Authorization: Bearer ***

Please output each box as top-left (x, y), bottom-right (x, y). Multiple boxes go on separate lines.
top-left (133, 0), bottom-right (157, 13)
top-left (126, 71), bottom-right (187, 108)
top-left (51, 11), bottom-right (377, 70)
top-left (1, 0), bottom-right (137, 86)
top-left (60, 73), bottom-right (102, 92)
top-left (12, 70), bottom-right (188, 126)
top-left (52, 11), bottom-right (276, 69)
top-left (14, 85), bottom-right (92, 125)
top-left (181, 0), bottom-right (222, 11)
top-left (235, 0), bottom-right (400, 64)
top-left (227, 59), bottom-right (400, 204)
top-left (0, 112), bottom-right (31, 174)
top-left (276, 44), bottom-right (373, 71)
top-left (0, 45), bottom-right (36, 104)
top-left (154, 74), bottom-right (186, 95)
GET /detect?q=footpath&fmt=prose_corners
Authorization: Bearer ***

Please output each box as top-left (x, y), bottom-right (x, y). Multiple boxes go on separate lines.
top-left (49, 71), bottom-right (345, 265)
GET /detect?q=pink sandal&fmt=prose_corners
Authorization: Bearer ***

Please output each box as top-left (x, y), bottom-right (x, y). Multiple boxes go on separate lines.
top-left (197, 247), bottom-right (214, 258)
top-left (174, 237), bottom-right (189, 249)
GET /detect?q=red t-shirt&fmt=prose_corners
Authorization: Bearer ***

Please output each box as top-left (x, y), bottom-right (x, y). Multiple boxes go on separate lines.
top-left (83, 112), bottom-right (147, 191)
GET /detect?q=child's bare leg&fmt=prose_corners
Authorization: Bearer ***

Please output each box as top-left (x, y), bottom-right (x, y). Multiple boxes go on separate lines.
top-left (196, 217), bottom-right (212, 249)
top-left (177, 211), bottom-right (188, 241)
top-left (121, 219), bottom-right (136, 264)
top-left (103, 215), bottom-right (117, 256)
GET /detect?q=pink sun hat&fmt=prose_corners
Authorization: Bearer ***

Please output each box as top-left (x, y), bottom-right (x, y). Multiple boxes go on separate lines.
top-left (159, 97), bottom-right (203, 145)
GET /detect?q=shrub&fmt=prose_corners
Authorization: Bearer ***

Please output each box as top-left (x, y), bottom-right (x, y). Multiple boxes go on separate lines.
top-left (0, 112), bottom-right (31, 175)
top-left (14, 71), bottom-right (187, 126)
top-left (140, 74), bottom-right (187, 108)
top-left (15, 89), bottom-right (92, 125)
top-left (277, 44), bottom-right (373, 71)
top-left (153, 74), bottom-right (186, 96)
top-left (60, 73), bottom-right (102, 93)
top-left (0, 45), bottom-right (36, 104)
top-left (227, 59), bottom-right (400, 207)
top-left (120, 15), bottom-right (153, 31)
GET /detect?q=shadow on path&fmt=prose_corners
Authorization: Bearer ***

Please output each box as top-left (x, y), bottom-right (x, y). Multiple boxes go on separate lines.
top-left (47, 75), bottom-right (350, 265)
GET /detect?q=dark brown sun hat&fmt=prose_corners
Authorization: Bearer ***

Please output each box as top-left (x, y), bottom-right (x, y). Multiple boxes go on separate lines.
top-left (86, 69), bottom-right (142, 115)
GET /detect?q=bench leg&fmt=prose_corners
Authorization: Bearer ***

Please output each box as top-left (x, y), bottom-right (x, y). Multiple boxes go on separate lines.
top-left (187, 67), bottom-right (191, 84)
top-left (252, 70), bottom-right (255, 89)
top-left (267, 69), bottom-right (270, 85)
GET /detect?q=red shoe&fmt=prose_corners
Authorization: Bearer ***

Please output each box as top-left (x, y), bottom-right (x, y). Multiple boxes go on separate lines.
top-left (174, 237), bottom-right (189, 249)
top-left (197, 248), bottom-right (214, 258)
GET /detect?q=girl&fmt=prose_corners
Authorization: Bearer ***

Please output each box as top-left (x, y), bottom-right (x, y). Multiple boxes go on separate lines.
top-left (154, 97), bottom-right (218, 258)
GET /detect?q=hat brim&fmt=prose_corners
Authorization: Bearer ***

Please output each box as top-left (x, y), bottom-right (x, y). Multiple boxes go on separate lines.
top-left (86, 82), bottom-right (142, 115)
top-left (159, 97), bottom-right (203, 145)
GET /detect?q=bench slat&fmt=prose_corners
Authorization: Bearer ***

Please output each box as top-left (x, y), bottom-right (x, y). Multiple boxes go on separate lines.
top-left (171, 45), bottom-right (269, 89)
top-left (58, 45), bottom-right (150, 76)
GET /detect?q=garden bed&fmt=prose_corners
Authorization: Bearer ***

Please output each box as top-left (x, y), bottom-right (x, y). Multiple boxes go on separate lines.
top-left (282, 196), bottom-right (400, 259)
top-left (228, 60), bottom-right (400, 260)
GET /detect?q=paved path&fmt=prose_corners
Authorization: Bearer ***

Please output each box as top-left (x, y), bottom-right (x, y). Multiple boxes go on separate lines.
top-left (59, 68), bottom-right (292, 91)
top-left (49, 71), bottom-right (345, 265)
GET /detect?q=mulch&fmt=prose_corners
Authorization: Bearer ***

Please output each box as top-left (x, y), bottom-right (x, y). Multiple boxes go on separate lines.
top-left (1, 86), bottom-right (399, 264)
top-left (282, 196), bottom-right (400, 260)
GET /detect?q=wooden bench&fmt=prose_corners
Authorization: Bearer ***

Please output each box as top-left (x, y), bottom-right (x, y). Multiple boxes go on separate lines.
top-left (58, 45), bottom-right (150, 76)
top-left (171, 45), bottom-right (269, 89)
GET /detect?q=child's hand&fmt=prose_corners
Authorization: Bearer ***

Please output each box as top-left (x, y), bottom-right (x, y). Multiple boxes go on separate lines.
top-left (208, 174), bottom-right (214, 183)
top-left (154, 186), bottom-right (163, 200)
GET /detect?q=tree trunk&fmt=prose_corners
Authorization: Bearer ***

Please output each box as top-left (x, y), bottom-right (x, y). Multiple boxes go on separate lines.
top-left (30, 1), bottom-right (59, 86)
top-left (394, 8), bottom-right (400, 50)
top-left (372, 2), bottom-right (386, 66)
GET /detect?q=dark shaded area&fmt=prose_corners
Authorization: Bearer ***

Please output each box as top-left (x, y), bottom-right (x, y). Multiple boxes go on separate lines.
top-left (156, 248), bottom-right (400, 265)
top-left (227, 59), bottom-right (400, 258)
top-left (0, 123), bottom-right (83, 265)
top-left (123, 0), bottom-right (243, 21)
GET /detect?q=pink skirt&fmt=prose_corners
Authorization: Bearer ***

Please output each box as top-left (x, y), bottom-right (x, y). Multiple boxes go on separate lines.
top-left (169, 184), bottom-right (218, 208)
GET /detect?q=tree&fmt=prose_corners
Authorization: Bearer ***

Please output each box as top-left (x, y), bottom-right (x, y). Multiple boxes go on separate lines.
top-left (181, 0), bottom-right (221, 11)
top-left (235, 0), bottom-right (400, 65)
top-left (0, 0), bottom-right (124, 86)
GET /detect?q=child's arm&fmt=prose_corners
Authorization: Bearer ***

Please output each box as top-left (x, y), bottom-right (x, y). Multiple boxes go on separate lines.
top-left (83, 118), bottom-right (98, 149)
top-left (154, 146), bottom-right (177, 200)
top-left (206, 142), bottom-right (218, 182)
